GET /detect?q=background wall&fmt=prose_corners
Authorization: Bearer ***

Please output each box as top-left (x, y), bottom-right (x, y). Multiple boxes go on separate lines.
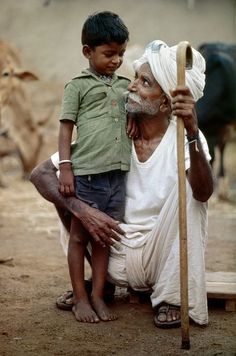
top-left (1, 0), bottom-right (236, 83)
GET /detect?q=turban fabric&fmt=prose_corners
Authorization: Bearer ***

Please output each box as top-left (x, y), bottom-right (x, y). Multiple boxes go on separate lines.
top-left (133, 40), bottom-right (206, 101)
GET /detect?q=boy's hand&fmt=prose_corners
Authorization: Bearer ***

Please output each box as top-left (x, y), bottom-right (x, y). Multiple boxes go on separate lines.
top-left (58, 165), bottom-right (75, 196)
top-left (126, 113), bottom-right (139, 139)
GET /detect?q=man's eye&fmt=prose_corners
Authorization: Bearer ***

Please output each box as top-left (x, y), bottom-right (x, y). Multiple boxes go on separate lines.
top-left (142, 79), bottom-right (149, 86)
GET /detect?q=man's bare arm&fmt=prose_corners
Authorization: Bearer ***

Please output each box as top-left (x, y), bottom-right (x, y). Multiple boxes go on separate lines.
top-left (29, 159), bottom-right (124, 246)
top-left (171, 86), bottom-right (214, 202)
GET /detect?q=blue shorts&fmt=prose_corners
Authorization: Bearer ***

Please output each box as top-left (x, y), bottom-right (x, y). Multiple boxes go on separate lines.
top-left (74, 170), bottom-right (126, 221)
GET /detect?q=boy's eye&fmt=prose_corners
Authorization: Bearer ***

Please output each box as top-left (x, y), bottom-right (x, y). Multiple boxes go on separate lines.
top-left (104, 53), bottom-right (113, 58)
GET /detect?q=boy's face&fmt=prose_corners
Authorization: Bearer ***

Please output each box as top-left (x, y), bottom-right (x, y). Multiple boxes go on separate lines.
top-left (83, 41), bottom-right (127, 76)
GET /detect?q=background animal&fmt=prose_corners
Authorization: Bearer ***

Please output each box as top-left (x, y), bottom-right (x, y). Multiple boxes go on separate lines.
top-left (0, 39), bottom-right (46, 180)
top-left (196, 42), bottom-right (236, 199)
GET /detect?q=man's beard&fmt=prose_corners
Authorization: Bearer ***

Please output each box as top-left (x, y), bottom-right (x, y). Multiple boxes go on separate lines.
top-left (126, 92), bottom-right (161, 115)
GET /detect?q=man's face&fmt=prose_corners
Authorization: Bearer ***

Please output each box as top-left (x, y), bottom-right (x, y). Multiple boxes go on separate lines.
top-left (126, 62), bottom-right (164, 115)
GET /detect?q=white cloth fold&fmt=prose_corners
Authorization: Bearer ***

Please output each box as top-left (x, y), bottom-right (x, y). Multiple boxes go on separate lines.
top-left (133, 40), bottom-right (206, 101)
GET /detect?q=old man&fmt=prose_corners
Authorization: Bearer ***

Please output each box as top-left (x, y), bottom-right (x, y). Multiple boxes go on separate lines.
top-left (30, 40), bottom-right (213, 328)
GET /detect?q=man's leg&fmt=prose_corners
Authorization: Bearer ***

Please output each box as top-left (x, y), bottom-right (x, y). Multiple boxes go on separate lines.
top-left (141, 183), bottom-right (208, 327)
top-left (68, 216), bottom-right (99, 323)
top-left (90, 242), bottom-right (117, 321)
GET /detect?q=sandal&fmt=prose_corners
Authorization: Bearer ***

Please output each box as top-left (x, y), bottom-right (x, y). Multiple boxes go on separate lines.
top-left (153, 302), bottom-right (181, 329)
top-left (56, 280), bottom-right (115, 310)
top-left (56, 290), bottom-right (73, 311)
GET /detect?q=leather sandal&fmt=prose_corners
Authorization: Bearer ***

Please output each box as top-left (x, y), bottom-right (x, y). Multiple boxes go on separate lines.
top-left (153, 302), bottom-right (181, 328)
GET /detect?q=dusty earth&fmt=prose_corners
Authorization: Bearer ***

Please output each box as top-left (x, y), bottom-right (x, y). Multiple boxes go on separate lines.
top-left (0, 138), bottom-right (236, 356)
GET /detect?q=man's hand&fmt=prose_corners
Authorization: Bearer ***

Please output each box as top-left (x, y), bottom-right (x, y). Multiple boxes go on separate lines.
top-left (72, 202), bottom-right (125, 248)
top-left (170, 85), bottom-right (198, 136)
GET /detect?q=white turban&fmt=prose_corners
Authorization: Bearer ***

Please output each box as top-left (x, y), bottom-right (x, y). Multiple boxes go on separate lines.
top-left (133, 40), bottom-right (206, 101)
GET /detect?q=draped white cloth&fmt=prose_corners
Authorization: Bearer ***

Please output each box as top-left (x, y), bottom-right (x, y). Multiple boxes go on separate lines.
top-left (133, 40), bottom-right (206, 101)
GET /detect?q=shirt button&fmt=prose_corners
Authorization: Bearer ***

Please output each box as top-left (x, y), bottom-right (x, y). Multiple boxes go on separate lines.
top-left (114, 118), bottom-right (118, 122)
top-left (111, 100), bottom-right (117, 107)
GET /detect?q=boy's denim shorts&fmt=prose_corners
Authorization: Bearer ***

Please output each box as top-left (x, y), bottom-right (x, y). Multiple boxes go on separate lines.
top-left (74, 170), bottom-right (126, 221)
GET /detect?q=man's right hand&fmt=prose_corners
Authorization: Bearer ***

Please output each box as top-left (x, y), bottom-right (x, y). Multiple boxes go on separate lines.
top-left (71, 202), bottom-right (125, 247)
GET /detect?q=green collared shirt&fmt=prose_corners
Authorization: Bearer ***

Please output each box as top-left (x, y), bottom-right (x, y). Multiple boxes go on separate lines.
top-left (60, 70), bottom-right (131, 175)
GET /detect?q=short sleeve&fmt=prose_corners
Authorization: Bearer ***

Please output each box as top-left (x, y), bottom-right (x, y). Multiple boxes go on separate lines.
top-left (59, 81), bottom-right (80, 122)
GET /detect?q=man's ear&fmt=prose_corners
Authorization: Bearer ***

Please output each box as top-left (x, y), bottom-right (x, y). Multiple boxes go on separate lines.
top-left (82, 45), bottom-right (92, 59)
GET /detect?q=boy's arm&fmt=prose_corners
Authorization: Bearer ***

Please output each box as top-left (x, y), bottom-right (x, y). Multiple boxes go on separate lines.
top-left (126, 113), bottom-right (139, 138)
top-left (30, 159), bottom-right (124, 247)
top-left (58, 120), bottom-right (75, 196)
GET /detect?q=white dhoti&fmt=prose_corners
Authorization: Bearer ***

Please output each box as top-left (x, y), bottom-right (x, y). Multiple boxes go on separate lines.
top-left (107, 119), bottom-right (211, 325)
top-left (107, 181), bottom-right (208, 325)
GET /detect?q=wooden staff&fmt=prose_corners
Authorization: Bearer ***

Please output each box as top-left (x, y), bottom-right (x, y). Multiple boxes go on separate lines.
top-left (176, 41), bottom-right (193, 350)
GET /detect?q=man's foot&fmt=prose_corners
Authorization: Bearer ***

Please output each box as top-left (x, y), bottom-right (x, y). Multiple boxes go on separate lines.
top-left (91, 295), bottom-right (117, 321)
top-left (72, 299), bottom-right (100, 323)
top-left (153, 303), bottom-right (181, 328)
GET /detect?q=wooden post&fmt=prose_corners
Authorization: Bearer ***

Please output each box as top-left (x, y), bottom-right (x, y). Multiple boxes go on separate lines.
top-left (176, 41), bottom-right (193, 350)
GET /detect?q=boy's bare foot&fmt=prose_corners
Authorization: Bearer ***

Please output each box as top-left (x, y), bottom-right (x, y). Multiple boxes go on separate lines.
top-left (72, 299), bottom-right (100, 323)
top-left (91, 295), bottom-right (117, 321)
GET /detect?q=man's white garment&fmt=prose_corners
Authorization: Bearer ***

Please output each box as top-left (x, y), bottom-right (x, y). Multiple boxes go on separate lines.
top-left (52, 119), bottom-right (211, 325)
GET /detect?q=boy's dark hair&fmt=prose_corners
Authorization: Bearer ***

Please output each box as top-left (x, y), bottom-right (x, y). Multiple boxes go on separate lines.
top-left (81, 11), bottom-right (129, 48)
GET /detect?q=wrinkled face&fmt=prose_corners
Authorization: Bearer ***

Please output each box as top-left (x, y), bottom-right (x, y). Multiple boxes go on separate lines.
top-left (126, 62), bottom-right (164, 115)
top-left (83, 41), bottom-right (127, 76)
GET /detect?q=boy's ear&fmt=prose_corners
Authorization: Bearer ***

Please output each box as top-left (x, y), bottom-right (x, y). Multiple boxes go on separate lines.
top-left (82, 45), bottom-right (92, 59)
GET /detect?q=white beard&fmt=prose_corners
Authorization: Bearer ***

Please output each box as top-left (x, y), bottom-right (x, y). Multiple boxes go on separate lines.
top-left (126, 93), bottom-right (161, 115)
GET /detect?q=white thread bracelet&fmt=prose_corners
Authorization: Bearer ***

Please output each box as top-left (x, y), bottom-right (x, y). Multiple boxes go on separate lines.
top-left (58, 159), bottom-right (72, 165)
top-left (187, 139), bottom-right (199, 152)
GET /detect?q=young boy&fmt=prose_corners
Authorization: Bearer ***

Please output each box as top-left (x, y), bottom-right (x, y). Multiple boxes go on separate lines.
top-left (58, 11), bottom-right (132, 323)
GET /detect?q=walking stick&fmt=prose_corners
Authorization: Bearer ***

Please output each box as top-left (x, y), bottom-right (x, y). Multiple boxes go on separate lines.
top-left (176, 41), bottom-right (193, 350)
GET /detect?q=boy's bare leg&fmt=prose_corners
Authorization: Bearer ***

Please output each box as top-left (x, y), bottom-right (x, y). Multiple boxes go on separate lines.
top-left (68, 217), bottom-right (99, 323)
top-left (90, 242), bottom-right (117, 321)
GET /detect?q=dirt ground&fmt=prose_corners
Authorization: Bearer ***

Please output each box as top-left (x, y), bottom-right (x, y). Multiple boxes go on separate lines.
top-left (0, 139), bottom-right (236, 356)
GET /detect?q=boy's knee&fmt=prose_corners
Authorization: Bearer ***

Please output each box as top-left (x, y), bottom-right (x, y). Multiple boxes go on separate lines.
top-left (70, 231), bottom-right (88, 246)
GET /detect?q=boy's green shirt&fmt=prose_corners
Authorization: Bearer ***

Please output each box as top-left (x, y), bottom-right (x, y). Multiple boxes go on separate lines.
top-left (60, 69), bottom-right (131, 175)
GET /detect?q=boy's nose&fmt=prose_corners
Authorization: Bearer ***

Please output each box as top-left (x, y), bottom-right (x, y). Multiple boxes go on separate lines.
top-left (128, 80), bottom-right (137, 92)
top-left (111, 55), bottom-right (120, 65)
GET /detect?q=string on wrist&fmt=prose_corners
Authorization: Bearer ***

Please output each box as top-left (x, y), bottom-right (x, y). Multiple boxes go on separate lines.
top-left (58, 159), bottom-right (72, 165)
top-left (186, 130), bottom-right (199, 152)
